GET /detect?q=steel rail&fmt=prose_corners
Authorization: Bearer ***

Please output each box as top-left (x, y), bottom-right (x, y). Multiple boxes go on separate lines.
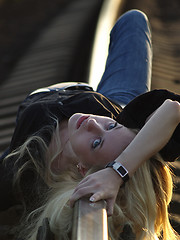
top-left (72, 198), bottom-right (108, 240)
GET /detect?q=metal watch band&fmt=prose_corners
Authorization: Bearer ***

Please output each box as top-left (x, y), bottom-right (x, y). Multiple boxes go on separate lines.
top-left (105, 161), bottom-right (129, 183)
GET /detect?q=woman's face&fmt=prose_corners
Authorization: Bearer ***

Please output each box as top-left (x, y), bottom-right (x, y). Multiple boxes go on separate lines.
top-left (68, 113), bottom-right (136, 168)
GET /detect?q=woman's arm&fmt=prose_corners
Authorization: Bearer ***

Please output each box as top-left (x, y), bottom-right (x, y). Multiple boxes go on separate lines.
top-left (70, 100), bottom-right (180, 215)
top-left (119, 99), bottom-right (180, 176)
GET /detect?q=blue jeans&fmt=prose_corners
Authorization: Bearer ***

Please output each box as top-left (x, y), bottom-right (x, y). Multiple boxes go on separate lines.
top-left (97, 10), bottom-right (153, 106)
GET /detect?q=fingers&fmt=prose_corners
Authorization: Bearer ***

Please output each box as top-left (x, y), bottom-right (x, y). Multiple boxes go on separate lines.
top-left (70, 185), bottom-right (105, 207)
top-left (70, 174), bottom-right (103, 206)
top-left (89, 191), bottom-right (107, 203)
top-left (89, 193), bottom-right (116, 216)
top-left (106, 198), bottom-right (116, 216)
top-left (70, 186), bottom-right (116, 215)
top-left (69, 168), bottom-right (121, 216)
top-left (70, 185), bottom-right (94, 207)
top-left (70, 184), bottom-right (110, 207)
top-left (70, 190), bottom-right (116, 217)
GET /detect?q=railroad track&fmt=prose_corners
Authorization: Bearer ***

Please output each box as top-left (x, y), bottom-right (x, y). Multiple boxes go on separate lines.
top-left (0, 0), bottom-right (179, 237)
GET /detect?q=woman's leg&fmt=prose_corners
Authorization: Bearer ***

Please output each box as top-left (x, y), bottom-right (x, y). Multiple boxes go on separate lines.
top-left (97, 10), bottom-right (153, 106)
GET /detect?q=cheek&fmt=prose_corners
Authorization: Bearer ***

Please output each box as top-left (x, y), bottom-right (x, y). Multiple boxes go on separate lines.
top-left (69, 135), bottom-right (95, 168)
top-left (62, 141), bottom-right (78, 163)
top-left (69, 133), bottom-right (87, 158)
top-left (116, 131), bottom-right (135, 153)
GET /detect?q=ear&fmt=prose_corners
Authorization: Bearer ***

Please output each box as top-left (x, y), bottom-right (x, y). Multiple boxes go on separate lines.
top-left (77, 162), bottom-right (88, 176)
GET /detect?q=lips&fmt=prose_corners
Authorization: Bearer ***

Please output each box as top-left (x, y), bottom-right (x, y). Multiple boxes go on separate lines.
top-left (77, 115), bottom-right (89, 129)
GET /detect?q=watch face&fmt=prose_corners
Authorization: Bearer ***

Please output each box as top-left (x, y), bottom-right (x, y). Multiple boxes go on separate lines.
top-left (117, 166), bottom-right (127, 176)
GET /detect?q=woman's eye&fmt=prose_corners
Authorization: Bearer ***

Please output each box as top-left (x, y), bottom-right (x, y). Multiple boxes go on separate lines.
top-left (108, 122), bottom-right (117, 130)
top-left (92, 138), bottom-right (101, 149)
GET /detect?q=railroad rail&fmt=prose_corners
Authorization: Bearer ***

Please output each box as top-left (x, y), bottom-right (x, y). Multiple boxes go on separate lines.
top-left (0, 0), bottom-right (179, 239)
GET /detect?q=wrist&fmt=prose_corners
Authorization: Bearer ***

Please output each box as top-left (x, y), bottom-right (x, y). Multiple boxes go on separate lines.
top-left (106, 167), bottom-right (124, 187)
top-left (105, 161), bottom-right (129, 183)
top-left (115, 150), bottom-right (137, 178)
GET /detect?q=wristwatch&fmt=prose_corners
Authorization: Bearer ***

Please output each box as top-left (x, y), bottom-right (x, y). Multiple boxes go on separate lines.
top-left (105, 161), bottom-right (129, 183)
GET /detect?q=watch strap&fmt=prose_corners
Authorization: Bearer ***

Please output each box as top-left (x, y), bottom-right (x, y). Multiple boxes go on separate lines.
top-left (105, 161), bottom-right (129, 183)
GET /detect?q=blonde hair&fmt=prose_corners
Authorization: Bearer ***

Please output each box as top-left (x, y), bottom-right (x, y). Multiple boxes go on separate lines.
top-left (3, 120), bottom-right (59, 213)
top-left (22, 157), bottom-right (178, 240)
top-left (108, 156), bottom-right (177, 240)
top-left (5, 123), bottom-right (179, 240)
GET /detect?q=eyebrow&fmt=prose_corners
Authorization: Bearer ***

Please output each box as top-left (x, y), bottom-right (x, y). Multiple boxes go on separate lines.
top-left (116, 125), bottom-right (123, 130)
top-left (114, 121), bottom-right (123, 130)
top-left (99, 138), bottom-right (104, 149)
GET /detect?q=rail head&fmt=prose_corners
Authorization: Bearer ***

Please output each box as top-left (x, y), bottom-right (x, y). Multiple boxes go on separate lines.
top-left (72, 198), bottom-right (108, 240)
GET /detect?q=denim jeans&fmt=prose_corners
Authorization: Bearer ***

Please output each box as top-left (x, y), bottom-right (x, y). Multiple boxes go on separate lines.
top-left (97, 10), bottom-right (153, 106)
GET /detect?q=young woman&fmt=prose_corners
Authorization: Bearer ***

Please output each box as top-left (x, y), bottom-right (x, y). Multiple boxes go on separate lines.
top-left (1, 9), bottom-right (153, 211)
top-left (69, 100), bottom-right (180, 216)
top-left (18, 99), bottom-right (180, 240)
top-left (1, 9), bottom-right (180, 239)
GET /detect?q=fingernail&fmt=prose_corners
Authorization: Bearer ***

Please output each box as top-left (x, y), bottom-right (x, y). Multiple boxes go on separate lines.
top-left (89, 196), bottom-right (95, 202)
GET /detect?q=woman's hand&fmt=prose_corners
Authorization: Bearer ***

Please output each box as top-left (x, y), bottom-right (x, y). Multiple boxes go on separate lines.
top-left (69, 167), bottom-right (123, 216)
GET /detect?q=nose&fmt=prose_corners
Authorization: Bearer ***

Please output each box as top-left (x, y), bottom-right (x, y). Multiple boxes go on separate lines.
top-left (86, 118), bottom-right (102, 133)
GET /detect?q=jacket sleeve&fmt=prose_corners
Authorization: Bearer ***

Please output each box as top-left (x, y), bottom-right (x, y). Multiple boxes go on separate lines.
top-left (117, 89), bottom-right (180, 162)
